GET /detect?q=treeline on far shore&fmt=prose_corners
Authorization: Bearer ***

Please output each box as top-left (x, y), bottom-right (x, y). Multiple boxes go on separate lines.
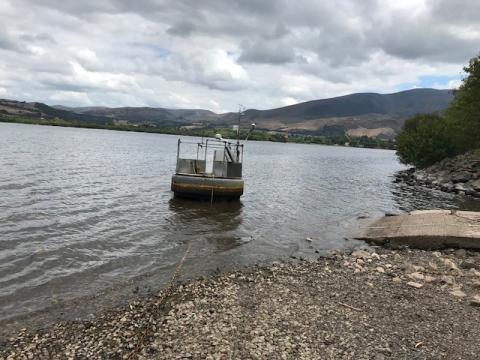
top-left (0, 115), bottom-right (396, 150)
top-left (396, 54), bottom-right (480, 168)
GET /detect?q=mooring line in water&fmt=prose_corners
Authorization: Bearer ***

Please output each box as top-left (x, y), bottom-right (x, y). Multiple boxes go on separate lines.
top-left (127, 241), bottom-right (192, 359)
top-left (210, 174), bottom-right (215, 205)
top-left (167, 241), bottom-right (193, 290)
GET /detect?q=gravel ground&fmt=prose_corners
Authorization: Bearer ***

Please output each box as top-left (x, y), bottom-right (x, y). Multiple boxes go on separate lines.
top-left (2, 247), bottom-right (480, 359)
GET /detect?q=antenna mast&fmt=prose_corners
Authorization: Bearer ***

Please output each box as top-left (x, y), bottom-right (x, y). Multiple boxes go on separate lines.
top-left (236, 104), bottom-right (244, 161)
top-left (237, 104), bottom-right (244, 143)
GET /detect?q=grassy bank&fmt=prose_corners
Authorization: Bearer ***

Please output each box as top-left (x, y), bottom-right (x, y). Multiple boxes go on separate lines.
top-left (0, 115), bottom-right (395, 150)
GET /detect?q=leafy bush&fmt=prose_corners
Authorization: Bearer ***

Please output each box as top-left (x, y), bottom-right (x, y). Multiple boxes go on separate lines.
top-left (445, 55), bottom-right (480, 152)
top-left (396, 54), bottom-right (480, 167)
top-left (396, 114), bottom-right (457, 168)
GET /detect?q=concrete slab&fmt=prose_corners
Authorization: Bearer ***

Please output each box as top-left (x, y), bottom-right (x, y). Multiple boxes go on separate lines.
top-left (359, 210), bottom-right (480, 249)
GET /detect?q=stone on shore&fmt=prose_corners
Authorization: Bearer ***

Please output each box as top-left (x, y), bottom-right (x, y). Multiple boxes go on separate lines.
top-left (2, 248), bottom-right (480, 359)
top-left (394, 150), bottom-right (480, 197)
top-left (470, 295), bottom-right (480, 307)
top-left (406, 281), bottom-right (423, 288)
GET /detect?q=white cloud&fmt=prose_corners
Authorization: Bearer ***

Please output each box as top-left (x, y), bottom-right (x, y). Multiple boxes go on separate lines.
top-left (26, 45), bottom-right (46, 55)
top-left (281, 97), bottom-right (297, 106)
top-left (49, 91), bottom-right (92, 105)
top-left (447, 79), bottom-right (462, 89)
top-left (0, 0), bottom-right (477, 109)
top-left (73, 48), bottom-right (104, 71)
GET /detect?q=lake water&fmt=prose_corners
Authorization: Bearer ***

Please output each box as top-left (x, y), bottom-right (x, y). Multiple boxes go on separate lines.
top-left (1, 122), bottom-right (478, 326)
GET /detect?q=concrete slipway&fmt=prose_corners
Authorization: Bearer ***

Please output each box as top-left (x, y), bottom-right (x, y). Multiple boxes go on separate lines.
top-left (359, 210), bottom-right (480, 249)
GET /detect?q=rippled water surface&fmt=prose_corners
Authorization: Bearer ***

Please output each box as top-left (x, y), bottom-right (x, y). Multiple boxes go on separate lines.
top-left (1, 122), bottom-right (478, 323)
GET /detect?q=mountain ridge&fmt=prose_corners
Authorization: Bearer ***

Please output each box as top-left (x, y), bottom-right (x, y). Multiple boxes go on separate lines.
top-left (1, 88), bottom-right (454, 139)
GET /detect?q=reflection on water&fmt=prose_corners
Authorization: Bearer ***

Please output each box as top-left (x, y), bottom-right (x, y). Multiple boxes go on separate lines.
top-left (0, 122), bottom-right (478, 325)
top-left (167, 198), bottom-right (245, 252)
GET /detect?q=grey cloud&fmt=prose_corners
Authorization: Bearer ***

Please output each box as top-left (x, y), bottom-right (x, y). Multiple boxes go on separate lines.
top-left (313, 31), bottom-right (371, 67)
top-left (167, 21), bottom-right (197, 37)
top-left (0, 28), bottom-right (22, 52)
top-left (36, 80), bottom-right (100, 93)
top-left (1, 0), bottom-right (479, 110)
top-left (373, 17), bottom-right (479, 63)
top-left (19, 33), bottom-right (56, 44)
top-left (26, 0), bottom-right (118, 15)
top-left (24, 0), bottom-right (477, 65)
top-left (431, 0), bottom-right (480, 25)
top-left (239, 40), bottom-right (296, 64)
top-left (265, 23), bottom-right (290, 40)
top-left (158, 53), bottom-right (249, 92)
top-left (28, 0), bottom-right (287, 39)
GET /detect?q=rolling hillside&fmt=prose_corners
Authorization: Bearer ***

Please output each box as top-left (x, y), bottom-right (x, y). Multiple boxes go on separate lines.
top-left (236, 88), bottom-right (454, 138)
top-left (1, 88), bottom-right (454, 139)
top-left (0, 99), bottom-right (111, 125)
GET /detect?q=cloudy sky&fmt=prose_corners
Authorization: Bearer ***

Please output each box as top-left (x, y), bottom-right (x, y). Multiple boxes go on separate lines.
top-left (0, 0), bottom-right (478, 112)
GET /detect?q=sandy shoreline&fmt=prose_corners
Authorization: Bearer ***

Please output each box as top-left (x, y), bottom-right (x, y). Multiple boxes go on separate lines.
top-left (2, 247), bottom-right (480, 359)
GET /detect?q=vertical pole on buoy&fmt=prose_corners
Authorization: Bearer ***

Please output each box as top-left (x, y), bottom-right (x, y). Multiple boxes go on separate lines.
top-left (236, 105), bottom-right (243, 162)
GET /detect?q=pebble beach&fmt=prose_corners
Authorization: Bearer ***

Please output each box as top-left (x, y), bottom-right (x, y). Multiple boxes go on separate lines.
top-left (2, 247), bottom-right (480, 359)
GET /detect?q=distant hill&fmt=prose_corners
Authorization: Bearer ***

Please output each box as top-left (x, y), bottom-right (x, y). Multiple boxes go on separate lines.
top-left (1, 88), bottom-right (454, 139)
top-left (235, 88), bottom-right (454, 138)
top-left (245, 89), bottom-right (453, 121)
top-left (56, 106), bottom-right (223, 127)
top-left (0, 99), bottom-right (111, 124)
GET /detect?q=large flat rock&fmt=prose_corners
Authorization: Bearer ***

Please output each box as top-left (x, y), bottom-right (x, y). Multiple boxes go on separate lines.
top-left (359, 210), bottom-right (480, 249)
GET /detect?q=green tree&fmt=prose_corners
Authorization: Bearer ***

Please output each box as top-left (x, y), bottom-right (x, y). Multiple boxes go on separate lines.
top-left (396, 114), bottom-right (456, 168)
top-left (445, 55), bottom-right (480, 152)
top-left (396, 54), bottom-right (480, 167)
